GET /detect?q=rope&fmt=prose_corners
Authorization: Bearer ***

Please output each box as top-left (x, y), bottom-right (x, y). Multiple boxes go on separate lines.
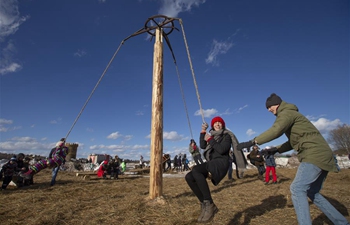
top-left (173, 60), bottom-right (194, 140)
top-left (161, 30), bottom-right (194, 140)
top-left (64, 41), bottom-right (125, 140)
top-left (65, 16), bottom-right (206, 141)
top-left (179, 19), bottom-right (206, 124)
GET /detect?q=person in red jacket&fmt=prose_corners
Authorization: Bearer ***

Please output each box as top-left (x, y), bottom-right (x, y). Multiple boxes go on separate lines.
top-left (97, 157), bottom-right (109, 179)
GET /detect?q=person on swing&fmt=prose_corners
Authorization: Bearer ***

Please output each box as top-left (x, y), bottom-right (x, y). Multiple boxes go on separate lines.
top-left (21, 138), bottom-right (68, 180)
top-left (185, 116), bottom-right (233, 223)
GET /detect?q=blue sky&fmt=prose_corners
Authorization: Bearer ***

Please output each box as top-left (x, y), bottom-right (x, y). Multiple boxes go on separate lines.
top-left (0, 0), bottom-right (349, 161)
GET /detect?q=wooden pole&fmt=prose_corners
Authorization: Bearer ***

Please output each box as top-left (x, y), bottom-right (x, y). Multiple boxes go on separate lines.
top-left (149, 28), bottom-right (163, 199)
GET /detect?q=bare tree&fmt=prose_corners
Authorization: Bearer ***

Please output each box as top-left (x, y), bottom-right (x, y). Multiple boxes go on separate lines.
top-left (327, 124), bottom-right (350, 154)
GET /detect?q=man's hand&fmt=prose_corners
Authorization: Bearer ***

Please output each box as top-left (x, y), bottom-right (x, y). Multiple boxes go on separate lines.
top-left (261, 147), bottom-right (278, 155)
top-left (237, 140), bottom-right (255, 150)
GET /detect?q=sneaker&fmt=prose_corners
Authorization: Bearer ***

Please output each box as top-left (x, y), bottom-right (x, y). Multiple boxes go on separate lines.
top-left (272, 181), bottom-right (278, 184)
top-left (264, 182), bottom-right (269, 185)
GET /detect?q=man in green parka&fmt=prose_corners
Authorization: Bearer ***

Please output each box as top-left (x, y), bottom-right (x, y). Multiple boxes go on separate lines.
top-left (239, 93), bottom-right (348, 225)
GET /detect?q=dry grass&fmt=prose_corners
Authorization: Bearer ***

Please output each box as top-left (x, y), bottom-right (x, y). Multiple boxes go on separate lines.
top-left (1, 168), bottom-right (349, 225)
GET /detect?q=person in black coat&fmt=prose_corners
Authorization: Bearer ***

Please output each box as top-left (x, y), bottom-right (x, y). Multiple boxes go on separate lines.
top-left (185, 116), bottom-right (232, 223)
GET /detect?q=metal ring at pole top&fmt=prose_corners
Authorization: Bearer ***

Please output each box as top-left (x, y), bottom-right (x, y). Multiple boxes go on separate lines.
top-left (144, 15), bottom-right (177, 36)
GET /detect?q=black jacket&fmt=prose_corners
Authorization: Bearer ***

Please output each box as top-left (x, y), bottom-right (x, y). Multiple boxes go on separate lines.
top-left (200, 131), bottom-right (231, 186)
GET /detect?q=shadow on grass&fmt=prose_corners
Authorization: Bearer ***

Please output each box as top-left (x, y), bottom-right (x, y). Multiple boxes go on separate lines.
top-left (312, 195), bottom-right (349, 225)
top-left (228, 194), bottom-right (287, 225)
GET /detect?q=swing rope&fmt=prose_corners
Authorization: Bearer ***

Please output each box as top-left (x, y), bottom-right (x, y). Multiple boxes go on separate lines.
top-left (65, 24), bottom-right (159, 140)
top-left (64, 41), bottom-right (125, 140)
top-left (168, 46), bottom-right (194, 140)
top-left (65, 15), bottom-right (205, 141)
top-left (178, 19), bottom-right (206, 124)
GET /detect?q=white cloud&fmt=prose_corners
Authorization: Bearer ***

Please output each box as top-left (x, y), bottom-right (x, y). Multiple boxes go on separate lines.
top-left (0, 127), bottom-right (8, 132)
top-left (123, 135), bottom-right (132, 141)
top-left (0, 41), bottom-right (22, 75)
top-left (0, 118), bottom-right (13, 124)
top-left (0, 62), bottom-right (21, 74)
top-left (0, 0), bottom-right (29, 75)
top-left (73, 49), bottom-right (87, 57)
top-left (136, 110), bottom-right (144, 116)
top-left (237, 104), bottom-right (248, 113)
top-left (158, 0), bottom-right (206, 17)
top-left (195, 108), bottom-right (218, 118)
top-left (145, 131), bottom-right (186, 141)
top-left (310, 118), bottom-right (342, 133)
top-left (205, 39), bottom-right (233, 66)
top-left (0, 118), bottom-right (15, 132)
top-left (130, 145), bottom-right (149, 150)
top-left (0, 136), bottom-right (54, 153)
top-left (0, 0), bottom-right (29, 40)
top-left (163, 131), bottom-right (186, 141)
top-left (49, 117), bottom-right (62, 124)
top-left (246, 129), bottom-right (256, 137)
top-left (89, 144), bottom-right (149, 151)
top-left (107, 131), bottom-right (122, 139)
top-left (220, 108), bottom-right (233, 115)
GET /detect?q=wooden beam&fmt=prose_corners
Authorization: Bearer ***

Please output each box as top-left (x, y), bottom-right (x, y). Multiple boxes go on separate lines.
top-left (149, 28), bottom-right (164, 199)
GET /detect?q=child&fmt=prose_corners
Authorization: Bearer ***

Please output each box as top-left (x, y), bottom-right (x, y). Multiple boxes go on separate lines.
top-left (22, 157), bottom-right (33, 186)
top-left (189, 139), bottom-right (204, 165)
top-left (1, 157), bottom-right (18, 190)
top-left (263, 147), bottom-right (278, 184)
top-left (248, 145), bottom-right (266, 180)
top-left (20, 138), bottom-right (68, 179)
top-left (15, 153), bottom-right (26, 187)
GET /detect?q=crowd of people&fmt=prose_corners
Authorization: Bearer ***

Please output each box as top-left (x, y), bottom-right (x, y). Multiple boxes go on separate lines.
top-left (1, 93), bottom-right (348, 224)
top-left (96, 155), bottom-right (126, 179)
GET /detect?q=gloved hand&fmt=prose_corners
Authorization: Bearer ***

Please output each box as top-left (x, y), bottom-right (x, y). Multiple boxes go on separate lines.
top-left (202, 122), bottom-right (209, 131)
top-left (237, 140), bottom-right (255, 150)
top-left (261, 147), bottom-right (279, 155)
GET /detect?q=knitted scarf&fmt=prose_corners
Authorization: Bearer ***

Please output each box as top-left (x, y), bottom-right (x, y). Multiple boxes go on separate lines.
top-left (226, 129), bottom-right (247, 171)
top-left (203, 129), bottom-right (228, 161)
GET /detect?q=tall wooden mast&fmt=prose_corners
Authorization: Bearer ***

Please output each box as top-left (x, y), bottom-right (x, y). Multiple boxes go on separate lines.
top-left (149, 27), bottom-right (164, 199)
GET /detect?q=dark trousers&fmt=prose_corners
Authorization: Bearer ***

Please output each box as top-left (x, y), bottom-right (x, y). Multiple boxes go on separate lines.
top-left (166, 162), bottom-right (171, 170)
top-left (193, 154), bottom-right (204, 165)
top-left (185, 163), bottom-right (212, 203)
top-left (110, 169), bottom-right (119, 179)
top-left (257, 165), bottom-right (266, 175)
top-left (17, 176), bottom-right (24, 187)
top-left (2, 176), bottom-right (13, 189)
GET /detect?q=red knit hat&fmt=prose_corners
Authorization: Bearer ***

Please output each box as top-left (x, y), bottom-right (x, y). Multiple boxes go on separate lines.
top-left (211, 116), bottom-right (225, 128)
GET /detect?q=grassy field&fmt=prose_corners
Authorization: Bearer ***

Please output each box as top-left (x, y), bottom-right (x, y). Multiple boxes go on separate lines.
top-left (1, 167), bottom-right (349, 225)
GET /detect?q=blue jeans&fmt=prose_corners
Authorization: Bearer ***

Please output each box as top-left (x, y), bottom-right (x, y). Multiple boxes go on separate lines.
top-left (51, 166), bottom-right (60, 186)
top-left (290, 162), bottom-right (349, 225)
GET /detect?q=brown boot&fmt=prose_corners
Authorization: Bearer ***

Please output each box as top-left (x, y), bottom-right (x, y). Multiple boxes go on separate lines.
top-left (200, 200), bottom-right (218, 223)
top-left (197, 202), bottom-right (205, 222)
